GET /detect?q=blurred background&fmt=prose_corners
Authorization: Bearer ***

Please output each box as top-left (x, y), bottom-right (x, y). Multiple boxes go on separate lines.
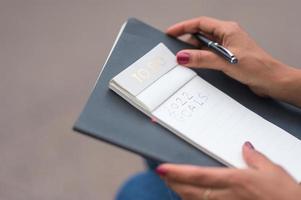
top-left (1, 0), bottom-right (301, 199)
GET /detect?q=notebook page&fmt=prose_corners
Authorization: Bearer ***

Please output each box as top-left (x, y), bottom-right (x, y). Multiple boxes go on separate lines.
top-left (152, 76), bottom-right (301, 181)
top-left (111, 43), bottom-right (177, 96)
top-left (136, 66), bottom-right (196, 111)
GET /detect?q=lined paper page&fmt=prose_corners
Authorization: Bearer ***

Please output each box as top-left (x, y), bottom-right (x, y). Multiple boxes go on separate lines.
top-left (152, 76), bottom-right (301, 181)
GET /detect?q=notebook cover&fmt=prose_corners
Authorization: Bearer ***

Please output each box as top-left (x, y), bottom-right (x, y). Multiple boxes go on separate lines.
top-left (73, 18), bottom-right (301, 167)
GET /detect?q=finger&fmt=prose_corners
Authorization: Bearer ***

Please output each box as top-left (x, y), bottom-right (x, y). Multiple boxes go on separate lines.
top-left (209, 188), bottom-right (238, 200)
top-left (180, 35), bottom-right (215, 49)
top-left (185, 35), bottom-right (202, 47)
top-left (176, 49), bottom-right (229, 71)
top-left (242, 141), bottom-right (277, 171)
top-left (166, 180), bottom-right (206, 200)
top-left (166, 16), bottom-right (225, 38)
top-left (168, 181), bottom-right (237, 200)
top-left (156, 164), bottom-right (237, 188)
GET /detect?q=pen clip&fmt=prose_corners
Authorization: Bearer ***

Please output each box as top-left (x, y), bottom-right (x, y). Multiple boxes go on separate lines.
top-left (214, 43), bottom-right (235, 57)
top-left (214, 43), bottom-right (238, 64)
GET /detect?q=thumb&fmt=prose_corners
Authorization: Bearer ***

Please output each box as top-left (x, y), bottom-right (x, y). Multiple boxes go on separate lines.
top-left (242, 141), bottom-right (276, 171)
top-left (176, 49), bottom-right (228, 71)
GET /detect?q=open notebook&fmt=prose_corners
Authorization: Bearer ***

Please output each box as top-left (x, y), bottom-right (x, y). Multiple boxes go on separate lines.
top-left (109, 43), bottom-right (301, 182)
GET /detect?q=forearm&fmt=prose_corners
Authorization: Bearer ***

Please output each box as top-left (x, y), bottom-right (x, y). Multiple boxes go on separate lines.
top-left (272, 64), bottom-right (301, 108)
top-left (283, 67), bottom-right (301, 108)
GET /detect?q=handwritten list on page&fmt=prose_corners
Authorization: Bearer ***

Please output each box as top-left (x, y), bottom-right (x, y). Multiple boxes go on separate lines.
top-left (109, 43), bottom-right (301, 182)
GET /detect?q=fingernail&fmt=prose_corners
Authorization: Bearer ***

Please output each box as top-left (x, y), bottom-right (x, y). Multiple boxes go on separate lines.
top-left (177, 52), bottom-right (190, 65)
top-left (150, 117), bottom-right (157, 123)
top-left (244, 141), bottom-right (255, 150)
top-left (155, 167), bottom-right (167, 176)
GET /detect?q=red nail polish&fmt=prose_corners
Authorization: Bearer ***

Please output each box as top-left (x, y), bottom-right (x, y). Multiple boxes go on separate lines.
top-left (151, 117), bottom-right (157, 123)
top-left (155, 167), bottom-right (167, 176)
top-left (177, 52), bottom-right (190, 65)
top-left (245, 141), bottom-right (255, 150)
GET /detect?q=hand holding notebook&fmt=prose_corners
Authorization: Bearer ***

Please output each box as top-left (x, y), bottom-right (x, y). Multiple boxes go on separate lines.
top-left (109, 43), bottom-right (301, 182)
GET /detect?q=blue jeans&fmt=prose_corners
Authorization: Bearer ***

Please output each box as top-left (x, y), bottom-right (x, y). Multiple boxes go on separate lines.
top-left (115, 170), bottom-right (181, 200)
top-left (115, 159), bottom-right (181, 200)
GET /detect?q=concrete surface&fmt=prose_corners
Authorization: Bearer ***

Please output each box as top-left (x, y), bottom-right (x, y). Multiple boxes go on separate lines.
top-left (0, 0), bottom-right (301, 199)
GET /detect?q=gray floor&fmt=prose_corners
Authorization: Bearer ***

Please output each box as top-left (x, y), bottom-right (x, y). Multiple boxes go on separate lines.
top-left (1, 0), bottom-right (301, 199)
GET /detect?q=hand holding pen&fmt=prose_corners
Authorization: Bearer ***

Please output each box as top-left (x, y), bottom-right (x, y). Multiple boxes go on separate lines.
top-left (193, 32), bottom-right (238, 64)
top-left (166, 16), bottom-right (300, 106)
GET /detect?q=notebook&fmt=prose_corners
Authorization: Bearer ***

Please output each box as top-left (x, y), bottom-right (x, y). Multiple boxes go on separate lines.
top-left (73, 18), bottom-right (301, 177)
top-left (109, 43), bottom-right (301, 182)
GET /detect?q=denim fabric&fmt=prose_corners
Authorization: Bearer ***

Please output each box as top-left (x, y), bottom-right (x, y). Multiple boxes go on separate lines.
top-left (115, 170), bottom-right (181, 200)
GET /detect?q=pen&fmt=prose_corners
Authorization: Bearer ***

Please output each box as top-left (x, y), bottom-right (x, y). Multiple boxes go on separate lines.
top-left (193, 32), bottom-right (238, 64)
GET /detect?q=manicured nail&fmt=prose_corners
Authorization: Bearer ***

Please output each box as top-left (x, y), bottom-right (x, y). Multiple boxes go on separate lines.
top-left (177, 52), bottom-right (190, 65)
top-left (150, 117), bottom-right (157, 123)
top-left (244, 141), bottom-right (255, 150)
top-left (155, 167), bottom-right (167, 176)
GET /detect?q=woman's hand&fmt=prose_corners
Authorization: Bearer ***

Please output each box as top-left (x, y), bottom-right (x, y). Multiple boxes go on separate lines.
top-left (156, 142), bottom-right (301, 200)
top-left (166, 17), bottom-right (301, 107)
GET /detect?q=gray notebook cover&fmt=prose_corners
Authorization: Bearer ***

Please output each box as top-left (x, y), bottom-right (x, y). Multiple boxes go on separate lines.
top-left (73, 18), bottom-right (301, 167)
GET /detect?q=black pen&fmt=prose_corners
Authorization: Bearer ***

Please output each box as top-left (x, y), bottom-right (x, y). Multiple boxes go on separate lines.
top-left (193, 32), bottom-right (238, 64)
